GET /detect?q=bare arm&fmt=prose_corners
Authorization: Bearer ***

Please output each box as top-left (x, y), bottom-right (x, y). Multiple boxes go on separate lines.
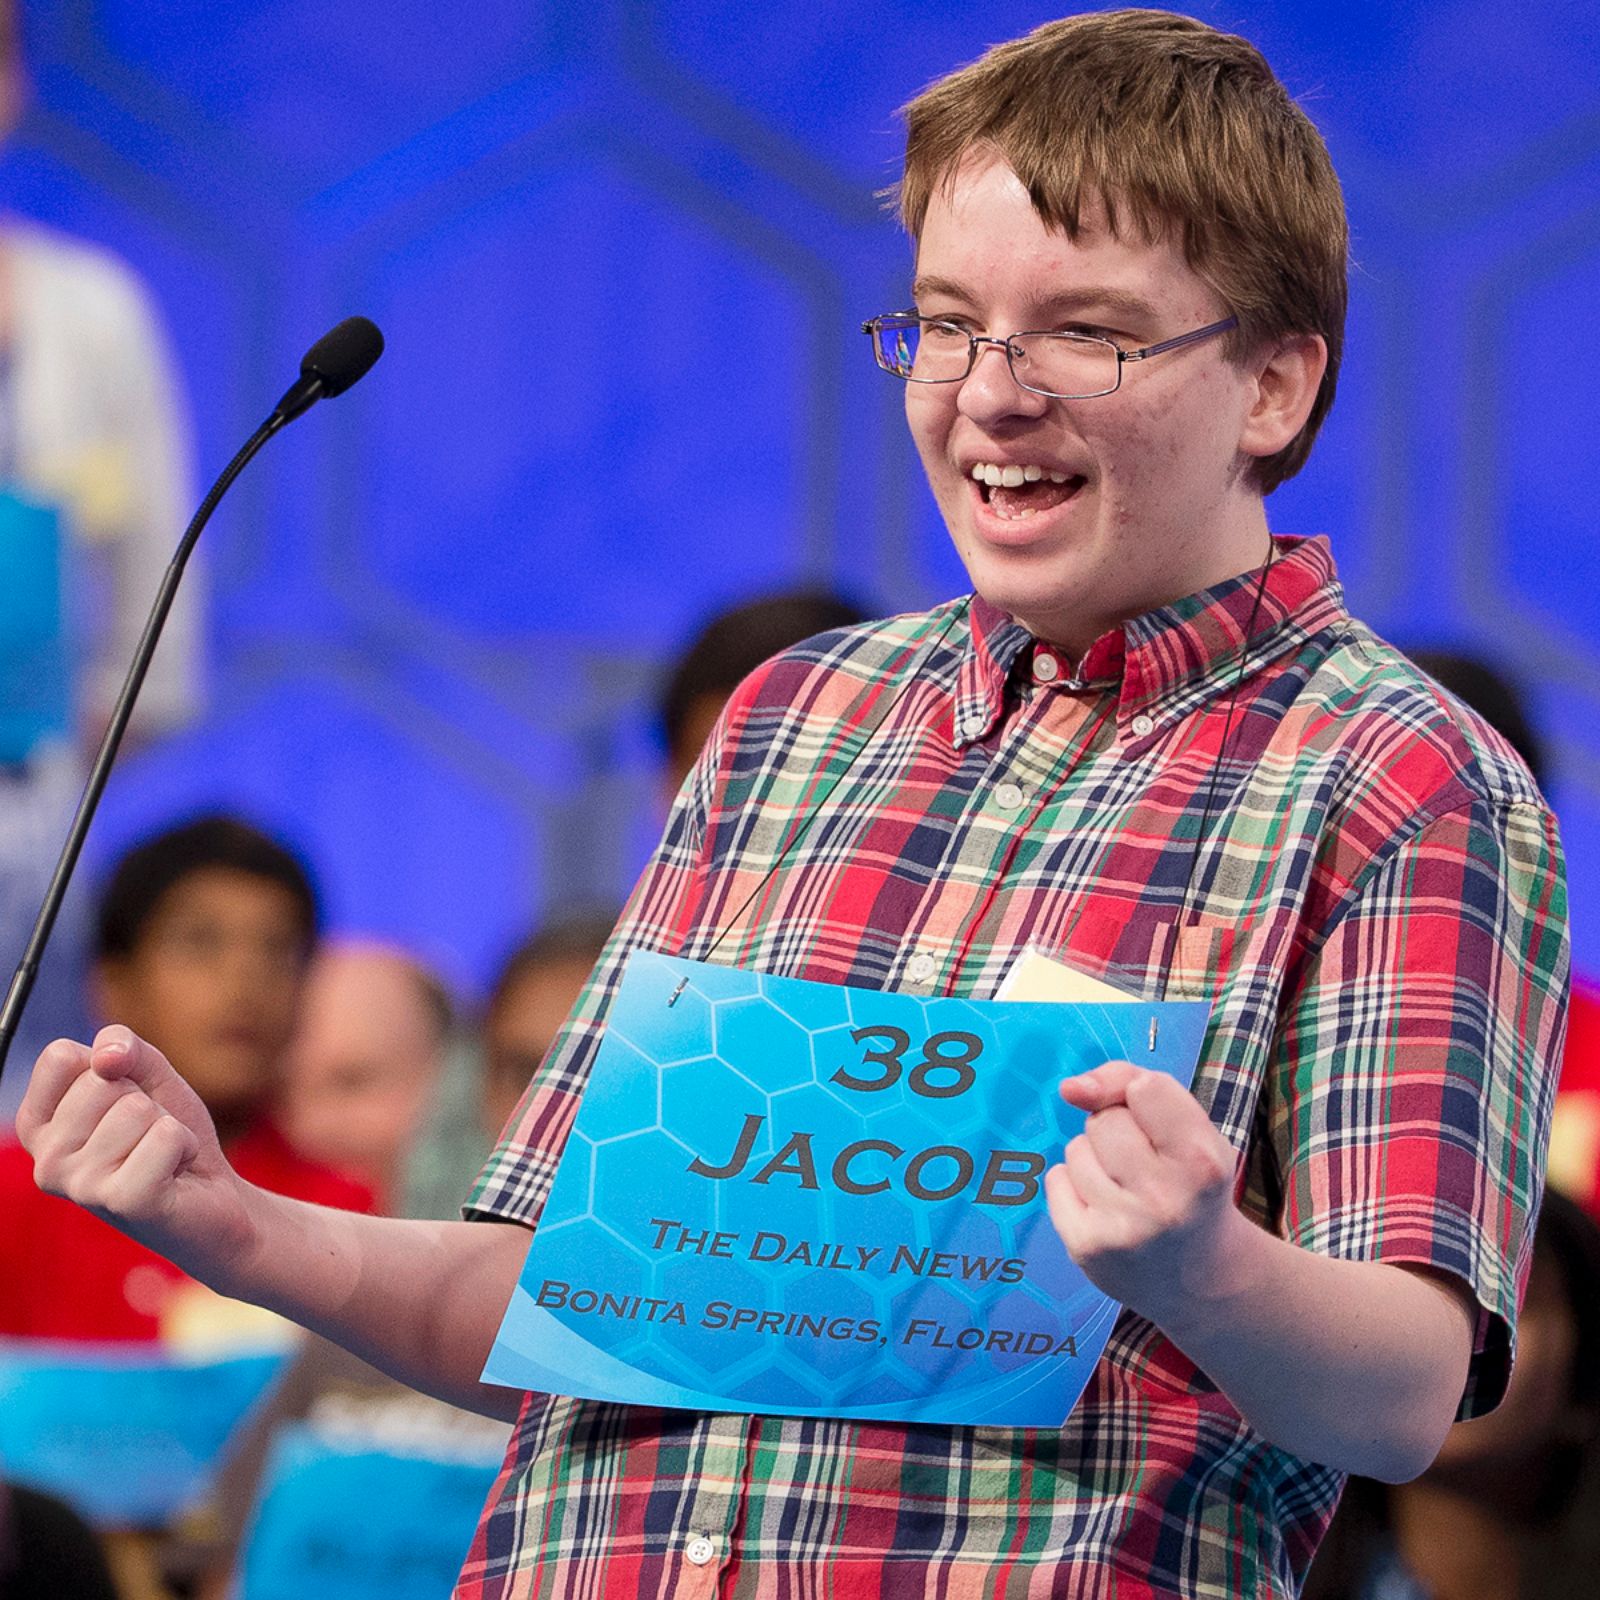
top-left (221, 1198), bottom-right (530, 1419)
top-left (18, 1029), bottom-right (530, 1420)
top-left (1047, 1062), bottom-right (1474, 1481)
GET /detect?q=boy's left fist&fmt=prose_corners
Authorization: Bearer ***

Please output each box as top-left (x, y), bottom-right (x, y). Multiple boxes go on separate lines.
top-left (1044, 1060), bottom-right (1243, 1327)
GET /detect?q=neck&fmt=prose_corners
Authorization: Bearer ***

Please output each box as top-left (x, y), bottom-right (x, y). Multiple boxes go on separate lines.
top-left (1389, 1480), bottom-right (1526, 1600)
top-left (211, 1104), bottom-right (260, 1147)
top-left (1016, 527), bottom-right (1279, 659)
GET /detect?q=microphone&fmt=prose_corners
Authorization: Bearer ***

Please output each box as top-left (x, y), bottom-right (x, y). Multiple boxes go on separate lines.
top-left (272, 316), bottom-right (385, 423)
top-left (0, 318), bottom-right (386, 1077)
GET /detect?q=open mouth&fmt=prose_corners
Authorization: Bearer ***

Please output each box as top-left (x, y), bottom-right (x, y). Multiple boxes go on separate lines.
top-left (970, 461), bottom-right (1086, 520)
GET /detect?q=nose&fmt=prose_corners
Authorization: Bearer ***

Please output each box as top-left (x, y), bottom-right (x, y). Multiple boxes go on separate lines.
top-left (957, 336), bottom-right (1050, 427)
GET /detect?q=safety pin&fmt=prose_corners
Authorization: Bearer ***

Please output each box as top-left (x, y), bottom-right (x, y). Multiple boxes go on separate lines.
top-left (1148, 1015), bottom-right (1159, 1052)
top-left (667, 977), bottom-right (689, 1008)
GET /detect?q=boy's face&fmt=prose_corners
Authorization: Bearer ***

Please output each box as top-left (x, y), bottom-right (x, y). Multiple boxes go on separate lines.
top-left (93, 866), bottom-right (309, 1129)
top-left (905, 151), bottom-right (1279, 656)
top-left (280, 947), bottom-right (443, 1193)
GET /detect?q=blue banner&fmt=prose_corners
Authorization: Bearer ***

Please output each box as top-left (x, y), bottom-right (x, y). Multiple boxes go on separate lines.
top-left (0, 1342), bottom-right (287, 1527)
top-left (485, 952), bottom-right (1209, 1427)
top-left (237, 1422), bottom-right (501, 1600)
top-left (0, 490), bottom-right (71, 763)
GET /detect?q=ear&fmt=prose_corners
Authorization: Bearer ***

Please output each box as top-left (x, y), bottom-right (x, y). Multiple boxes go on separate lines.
top-left (1237, 333), bottom-right (1328, 463)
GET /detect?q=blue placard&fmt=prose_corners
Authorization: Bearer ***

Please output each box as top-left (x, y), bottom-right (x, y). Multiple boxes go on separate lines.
top-left (0, 1342), bottom-right (288, 1527)
top-left (484, 952), bottom-right (1210, 1427)
top-left (237, 1422), bottom-right (502, 1600)
top-left (0, 489), bottom-right (72, 762)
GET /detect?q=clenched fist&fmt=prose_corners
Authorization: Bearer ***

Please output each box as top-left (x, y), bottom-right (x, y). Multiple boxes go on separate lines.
top-left (17, 1027), bottom-right (258, 1285)
top-left (1044, 1059), bottom-right (1247, 1332)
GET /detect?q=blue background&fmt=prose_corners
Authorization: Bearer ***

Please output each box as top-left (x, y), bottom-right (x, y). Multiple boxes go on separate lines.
top-left (8, 0), bottom-right (1598, 995)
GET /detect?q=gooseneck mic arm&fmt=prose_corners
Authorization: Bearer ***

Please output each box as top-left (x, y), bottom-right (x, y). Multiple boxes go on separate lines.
top-left (0, 316), bottom-right (385, 1079)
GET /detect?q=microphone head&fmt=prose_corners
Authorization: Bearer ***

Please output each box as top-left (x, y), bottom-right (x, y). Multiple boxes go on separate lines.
top-left (299, 317), bottom-right (384, 398)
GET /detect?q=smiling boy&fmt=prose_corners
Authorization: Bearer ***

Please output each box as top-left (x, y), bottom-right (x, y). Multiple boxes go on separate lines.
top-left (14, 12), bottom-right (1568, 1598)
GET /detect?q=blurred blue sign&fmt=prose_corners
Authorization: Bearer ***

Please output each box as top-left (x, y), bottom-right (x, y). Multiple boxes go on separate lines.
top-left (238, 1421), bottom-right (501, 1600)
top-left (0, 491), bottom-right (70, 763)
top-left (0, 1342), bottom-right (287, 1527)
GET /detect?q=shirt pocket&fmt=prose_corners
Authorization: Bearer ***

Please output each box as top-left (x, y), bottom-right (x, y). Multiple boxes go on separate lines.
top-left (1159, 916), bottom-right (1280, 1152)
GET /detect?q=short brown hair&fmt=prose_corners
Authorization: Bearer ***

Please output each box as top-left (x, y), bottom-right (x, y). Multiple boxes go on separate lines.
top-left (895, 9), bottom-right (1347, 492)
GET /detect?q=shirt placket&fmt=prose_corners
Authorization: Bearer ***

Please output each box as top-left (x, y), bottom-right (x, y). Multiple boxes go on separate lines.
top-left (663, 1415), bottom-right (745, 1596)
top-left (897, 656), bottom-right (1112, 996)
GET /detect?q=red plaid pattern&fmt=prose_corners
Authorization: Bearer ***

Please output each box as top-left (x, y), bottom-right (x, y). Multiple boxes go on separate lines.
top-left (457, 537), bottom-right (1568, 1599)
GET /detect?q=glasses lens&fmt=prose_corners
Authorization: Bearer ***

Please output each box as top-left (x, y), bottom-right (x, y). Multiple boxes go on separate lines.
top-left (1010, 333), bottom-right (1119, 397)
top-left (871, 318), bottom-right (974, 382)
top-left (872, 318), bottom-right (920, 377)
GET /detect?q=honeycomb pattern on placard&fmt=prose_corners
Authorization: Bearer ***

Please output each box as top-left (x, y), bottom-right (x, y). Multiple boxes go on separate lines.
top-left (518, 954), bottom-right (1207, 1415)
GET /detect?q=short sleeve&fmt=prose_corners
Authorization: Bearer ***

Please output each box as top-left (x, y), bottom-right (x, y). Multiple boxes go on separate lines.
top-left (1271, 797), bottom-right (1568, 1417)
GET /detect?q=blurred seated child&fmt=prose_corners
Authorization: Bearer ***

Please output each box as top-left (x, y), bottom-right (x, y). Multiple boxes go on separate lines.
top-left (1302, 1188), bottom-right (1600, 1599)
top-left (656, 590), bottom-right (870, 800)
top-left (0, 816), bottom-right (374, 1343)
top-left (478, 910), bottom-right (617, 1141)
top-left (0, 1478), bottom-right (119, 1600)
top-left (277, 939), bottom-right (454, 1212)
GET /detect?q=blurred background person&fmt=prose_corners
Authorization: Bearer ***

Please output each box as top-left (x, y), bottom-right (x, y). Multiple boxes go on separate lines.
top-left (655, 589), bottom-right (873, 801)
top-left (276, 938), bottom-right (455, 1214)
top-left (0, 815), bottom-right (373, 1345)
top-left (0, 0), bottom-right (197, 1115)
top-left (1303, 1188), bottom-right (1600, 1599)
top-left (477, 909), bottom-right (617, 1142)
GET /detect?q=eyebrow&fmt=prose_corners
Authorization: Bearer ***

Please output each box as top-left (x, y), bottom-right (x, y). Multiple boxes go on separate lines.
top-left (909, 276), bottom-right (1159, 324)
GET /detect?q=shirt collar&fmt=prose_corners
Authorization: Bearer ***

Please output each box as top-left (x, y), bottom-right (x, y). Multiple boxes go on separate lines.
top-left (952, 535), bottom-right (1345, 748)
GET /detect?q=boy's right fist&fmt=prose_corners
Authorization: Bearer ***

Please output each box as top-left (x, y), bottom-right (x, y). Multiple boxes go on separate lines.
top-left (17, 1027), bottom-right (254, 1281)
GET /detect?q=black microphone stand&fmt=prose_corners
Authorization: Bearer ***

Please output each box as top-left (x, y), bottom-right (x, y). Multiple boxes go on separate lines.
top-left (0, 315), bottom-right (384, 1082)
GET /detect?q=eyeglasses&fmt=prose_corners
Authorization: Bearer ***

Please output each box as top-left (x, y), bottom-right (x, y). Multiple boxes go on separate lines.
top-left (860, 312), bottom-right (1239, 399)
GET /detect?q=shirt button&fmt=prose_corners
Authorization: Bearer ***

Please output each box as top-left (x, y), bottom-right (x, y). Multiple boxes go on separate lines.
top-left (686, 1535), bottom-right (716, 1567)
top-left (907, 951), bottom-right (937, 982)
top-left (995, 781), bottom-right (1026, 811)
top-left (1033, 651), bottom-right (1061, 683)
top-left (1130, 713), bottom-right (1155, 738)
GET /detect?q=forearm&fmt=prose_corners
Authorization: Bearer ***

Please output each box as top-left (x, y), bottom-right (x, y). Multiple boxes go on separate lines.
top-left (1155, 1209), bottom-right (1473, 1480)
top-left (19, 1033), bottom-right (533, 1420)
top-left (215, 1189), bottom-right (531, 1421)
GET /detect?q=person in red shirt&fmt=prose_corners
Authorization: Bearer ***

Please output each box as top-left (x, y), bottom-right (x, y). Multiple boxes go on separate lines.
top-left (1551, 978), bottom-right (1600, 1216)
top-left (0, 816), bottom-right (373, 1342)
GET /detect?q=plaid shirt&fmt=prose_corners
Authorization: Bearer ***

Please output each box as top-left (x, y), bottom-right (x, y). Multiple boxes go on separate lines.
top-left (459, 537), bottom-right (1568, 1600)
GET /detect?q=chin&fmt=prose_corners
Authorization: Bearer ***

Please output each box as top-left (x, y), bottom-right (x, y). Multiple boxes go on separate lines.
top-left (959, 549), bottom-right (1080, 639)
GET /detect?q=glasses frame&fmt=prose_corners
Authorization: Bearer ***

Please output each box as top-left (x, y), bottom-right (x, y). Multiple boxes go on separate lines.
top-left (860, 311), bottom-right (1240, 399)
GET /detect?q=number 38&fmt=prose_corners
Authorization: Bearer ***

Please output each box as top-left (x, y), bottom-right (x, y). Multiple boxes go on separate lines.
top-left (830, 1027), bottom-right (983, 1099)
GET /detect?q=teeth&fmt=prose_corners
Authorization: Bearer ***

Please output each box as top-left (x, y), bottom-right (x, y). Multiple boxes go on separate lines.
top-left (969, 461), bottom-right (1073, 487)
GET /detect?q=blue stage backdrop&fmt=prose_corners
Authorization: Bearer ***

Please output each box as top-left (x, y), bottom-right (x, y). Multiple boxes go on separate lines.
top-left (4, 0), bottom-right (1597, 996)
